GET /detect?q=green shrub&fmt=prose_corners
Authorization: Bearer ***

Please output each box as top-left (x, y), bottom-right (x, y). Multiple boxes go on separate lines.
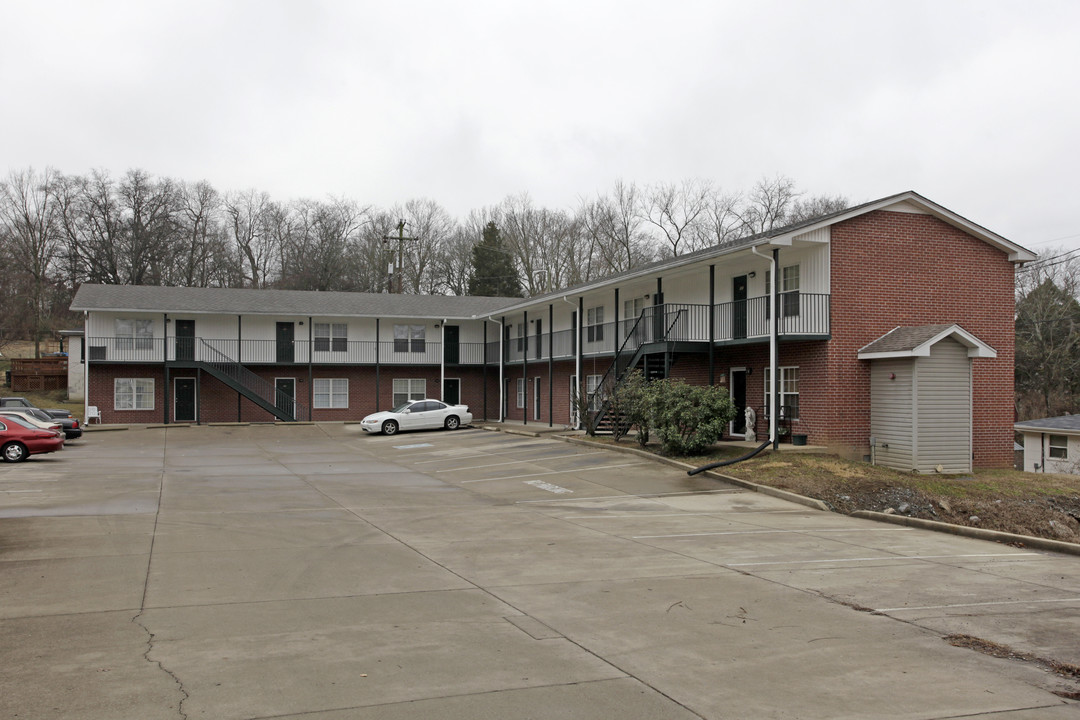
top-left (651, 379), bottom-right (734, 456)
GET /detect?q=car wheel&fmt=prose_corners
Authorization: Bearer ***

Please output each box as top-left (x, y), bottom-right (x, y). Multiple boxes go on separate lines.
top-left (382, 420), bottom-right (399, 436)
top-left (444, 415), bottom-right (460, 430)
top-left (2, 441), bottom-right (28, 463)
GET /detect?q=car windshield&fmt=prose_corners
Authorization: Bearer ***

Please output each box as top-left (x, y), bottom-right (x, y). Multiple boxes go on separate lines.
top-left (391, 403), bottom-right (413, 413)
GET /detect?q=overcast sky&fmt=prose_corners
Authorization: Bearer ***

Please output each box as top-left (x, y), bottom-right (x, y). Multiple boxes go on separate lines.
top-left (3, 0), bottom-right (1077, 257)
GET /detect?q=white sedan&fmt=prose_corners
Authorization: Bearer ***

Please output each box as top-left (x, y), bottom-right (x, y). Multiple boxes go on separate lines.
top-left (360, 399), bottom-right (473, 436)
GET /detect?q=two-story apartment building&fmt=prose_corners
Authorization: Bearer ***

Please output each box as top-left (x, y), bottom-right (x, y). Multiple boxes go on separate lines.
top-left (70, 191), bottom-right (1036, 470)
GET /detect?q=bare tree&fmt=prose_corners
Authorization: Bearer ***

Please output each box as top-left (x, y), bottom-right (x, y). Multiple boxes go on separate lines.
top-left (640, 179), bottom-right (712, 257)
top-left (396, 198), bottom-right (453, 294)
top-left (735, 175), bottom-right (801, 236)
top-left (224, 189), bottom-right (275, 288)
top-left (118, 169), bottom-right (179, 285)
top-left (0, 167), bottom-right (61, 356)
top-left (578, 180), bottom-right (654, 275)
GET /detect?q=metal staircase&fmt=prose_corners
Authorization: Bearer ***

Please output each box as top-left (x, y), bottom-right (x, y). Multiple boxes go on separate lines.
top-left (196, 340), bottom-right (310, 422)
top-left (590, 306), bottom-right (687, 433)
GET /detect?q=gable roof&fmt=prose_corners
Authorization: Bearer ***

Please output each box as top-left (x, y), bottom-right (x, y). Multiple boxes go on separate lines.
top-left (1014, 415), bottom-right (1080, 434)
top-left (857, 324), bottom-right (998, 359)
top-left (492, 190), bottom-right (1037, 314)
top-left (70, 284), bottom-right (517, 320)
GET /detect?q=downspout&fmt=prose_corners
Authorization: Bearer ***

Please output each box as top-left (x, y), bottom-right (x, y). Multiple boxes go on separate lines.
top-left (1041, 432), bottom-right (1046, 473)
top-left (487, 315), bottom-right (504, 421)
top-left (83, 311), bottom-right (89, 424)
top-left (563, 296), bottom-right (580, 429)
top-left (163, 313), bottom-right (169, 425)
top-left (708, 265), bottom-right (715, 385)
top-left (307, 317), bottom-right (313, 420)
top-left (548, 303), bottom-right (553, 427)
top-left (523, 310), bottom-right (528, 425)
top-left (440, 318), bottom-right (447, 402)
top-left (375, 318), bottom-right (381, 412)
top-left (752, 244), bottom-right (778, 447)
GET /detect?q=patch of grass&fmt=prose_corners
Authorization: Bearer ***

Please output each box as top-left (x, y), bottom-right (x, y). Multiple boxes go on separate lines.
top-left (570, 435), bottom-right (1080, 543)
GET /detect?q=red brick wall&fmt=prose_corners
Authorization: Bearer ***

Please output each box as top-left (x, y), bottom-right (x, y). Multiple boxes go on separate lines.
top-left (87, 364), bottom-right (497, 424)
top-left (88, 365), bottom-right (165, 424)
top-left (827, 210), bottom-right (1016, 467)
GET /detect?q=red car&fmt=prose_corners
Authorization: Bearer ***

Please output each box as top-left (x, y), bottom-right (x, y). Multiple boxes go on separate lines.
top-left (0, 414), bottom-right (65, 462)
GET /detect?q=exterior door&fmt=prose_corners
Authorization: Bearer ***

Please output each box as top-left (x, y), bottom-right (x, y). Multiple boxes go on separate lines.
top-left (443, 378), bottom-right (460, 406)
top-left (443, 325), bottom-right (459, 364)
top-left (175, 378), bottom-right (196, 422)
top-left (276, 322), bottom-right (294, 363)
top-left (533, 377), bottom-right (541, 420)
top-left (275, 378), bottom-right (295, 419)
top-left (733, 275), bottom-right (748, 339)
top-left (730, 368), bottom-right (747, 435)
top-left (175, 320), bottom-right (195, 361)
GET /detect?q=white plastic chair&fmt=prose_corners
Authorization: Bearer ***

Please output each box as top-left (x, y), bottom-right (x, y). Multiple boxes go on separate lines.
top-left (87, 406), bottom-right (101, 424)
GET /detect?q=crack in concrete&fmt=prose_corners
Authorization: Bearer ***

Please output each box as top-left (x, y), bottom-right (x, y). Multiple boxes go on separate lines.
top-left (133, 611), bottom-right (190, 720)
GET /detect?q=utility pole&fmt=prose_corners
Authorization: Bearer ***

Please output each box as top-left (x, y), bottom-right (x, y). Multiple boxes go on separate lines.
top-left (382, 220), bottom-right (418, 293)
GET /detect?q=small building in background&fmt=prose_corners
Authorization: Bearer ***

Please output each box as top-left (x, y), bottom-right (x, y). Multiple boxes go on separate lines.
top-left (1015, 415), bottom-right (1080, 475)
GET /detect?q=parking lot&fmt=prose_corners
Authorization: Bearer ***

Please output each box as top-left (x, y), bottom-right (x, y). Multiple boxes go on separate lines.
top-left (2, 422), bottom-right (1079, 719)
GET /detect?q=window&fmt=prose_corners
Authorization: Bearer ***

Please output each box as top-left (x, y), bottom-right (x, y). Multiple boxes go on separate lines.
top-left (115, 378), bottom-right (154, 411)
top-left (586, 374), bottom-right (602, 412)
top-left (587, 306), bottom-right (605, 342)
top-left (763, 366), bottom-right (800, 420)
top-left (765, 265), bottom-right (800, 318)
top-left (313, 378), bottom-right (348, 409)
top-left (394, 324), bottom-right (425, 353)
top-left (314, 322), bottom-right (347, 352)
top-left (1049, 435), bottom-right (1069, 460)
top-left (393, 378), bottom-right (426, 407)
top-left (517, 378), bottom-right (526, 408)
top-left (115, 319), bottom-right (153, 351)
top-left (516, 323), bottom-right (525, 352)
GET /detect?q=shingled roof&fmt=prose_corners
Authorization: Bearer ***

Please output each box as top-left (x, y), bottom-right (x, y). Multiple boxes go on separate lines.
top-left (857, 324), bottom-right (997, 359)
top-left (1014, 415), bottom-right (1080, 433)
top-left (70, 284), bottom-right (518, 319)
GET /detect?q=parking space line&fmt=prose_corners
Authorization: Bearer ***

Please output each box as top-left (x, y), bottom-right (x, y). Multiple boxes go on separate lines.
top-left (434, 452), bottom-right (602, 473)
top-left (876, 597), bottom-right (1080, 613)
top-left (524, 480), bottom-right (573, 494)
top-left (460, 462), bottom-right (643, 484)
top-left (563, 512), bottom-right (721, 519)
top-left (727, 553), bottom-right (1043, 567)
top-left (516, 488), bottom-right (740, 504)
top-left (634, 528), bottom-right (911, 539)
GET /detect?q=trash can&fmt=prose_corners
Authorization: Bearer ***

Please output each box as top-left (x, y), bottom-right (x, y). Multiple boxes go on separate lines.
top-left (791, 433), bottom-right (808, 446)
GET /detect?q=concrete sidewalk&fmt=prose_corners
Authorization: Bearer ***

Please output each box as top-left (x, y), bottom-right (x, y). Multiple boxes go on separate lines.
top-left (1, 423), bottom-right (1078, 719)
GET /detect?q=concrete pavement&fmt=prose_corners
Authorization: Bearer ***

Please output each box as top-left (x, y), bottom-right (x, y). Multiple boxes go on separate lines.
top-left (1, 423), bottom-right (1078, 719)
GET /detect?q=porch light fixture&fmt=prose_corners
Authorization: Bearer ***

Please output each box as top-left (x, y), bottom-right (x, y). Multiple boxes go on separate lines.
top-left (749, 271), bottom-right (756, 278)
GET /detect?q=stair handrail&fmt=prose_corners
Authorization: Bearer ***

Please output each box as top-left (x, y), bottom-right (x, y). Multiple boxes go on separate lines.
top-left (199, 339), bottom-right (310, 421)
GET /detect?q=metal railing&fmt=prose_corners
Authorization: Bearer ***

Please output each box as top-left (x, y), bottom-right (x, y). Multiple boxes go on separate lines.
top-left (716, 293), bottom-right (830, 341)
top-left (199, 340), bottom-right (311, 421)
top-left (83, 295), bottom-right (830, 366)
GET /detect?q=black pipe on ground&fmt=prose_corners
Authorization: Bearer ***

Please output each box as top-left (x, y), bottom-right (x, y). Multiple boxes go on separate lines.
top-left (687, 439), bottom-right (772, 476)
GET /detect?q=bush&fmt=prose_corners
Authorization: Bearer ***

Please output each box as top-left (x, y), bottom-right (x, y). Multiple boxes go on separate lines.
top-left (651, 379), bottom-right (735, 456)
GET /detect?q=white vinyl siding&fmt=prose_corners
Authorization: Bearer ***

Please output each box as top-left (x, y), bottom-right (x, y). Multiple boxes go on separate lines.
top-left (114, 378), bottom-right (154, 410)
top-left (870, 359), bottom-right (914, 470)
top-left (915, 339), bottom-right (972, 473)
top-left (393, 378), bottom-right (425, 407)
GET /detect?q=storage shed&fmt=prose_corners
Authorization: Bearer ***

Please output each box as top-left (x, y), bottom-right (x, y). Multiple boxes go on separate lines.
top-left (858, 324), bottom-right (997, 473)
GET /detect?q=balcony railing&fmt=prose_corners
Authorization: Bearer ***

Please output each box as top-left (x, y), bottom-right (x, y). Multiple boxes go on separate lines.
top-left (84, 295), bottom-right (829, 365)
